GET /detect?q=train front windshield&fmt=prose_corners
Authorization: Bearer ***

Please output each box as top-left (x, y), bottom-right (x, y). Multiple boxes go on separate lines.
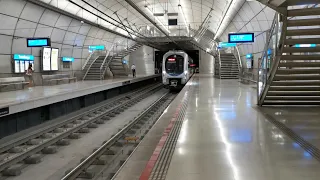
top-left (165, 55), bottom-right (184, 74)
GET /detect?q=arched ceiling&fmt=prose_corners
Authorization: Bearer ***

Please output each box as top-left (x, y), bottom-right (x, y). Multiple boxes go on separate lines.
top-left (39, 0), bottom-right (246, 39)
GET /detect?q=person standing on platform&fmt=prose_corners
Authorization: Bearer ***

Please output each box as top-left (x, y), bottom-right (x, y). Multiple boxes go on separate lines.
top-left (131, 64), bottom-right (136, 78)
top-left (26, 63), bottom-right (33, 88)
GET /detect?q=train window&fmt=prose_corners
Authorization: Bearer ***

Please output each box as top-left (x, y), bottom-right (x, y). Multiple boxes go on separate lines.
top-left (165, 55), bottom-right (184, 74)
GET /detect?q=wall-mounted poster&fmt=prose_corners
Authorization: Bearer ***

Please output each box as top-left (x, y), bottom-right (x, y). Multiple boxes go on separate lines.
top-left (15, 61), bottom-right (20, 73)
top-left (51, 48), bottom-right (59, 71)
top-left (42, 47), bottom-right (51, 71)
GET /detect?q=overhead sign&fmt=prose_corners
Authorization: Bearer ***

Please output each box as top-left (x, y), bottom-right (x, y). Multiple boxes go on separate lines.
top-left (228, 33), bottom-right (254, 43)
top-left (89, 45), bottom-right (105, 51)
top-left (27, 38), bottom-right (51, 47)
top-left (246, 54), bottom-right (253, 59)
top-left (218, 42), bottom-right (237, 48)
top-left (62, 57), bottom-right (74, 62)
top-left (13, 54), bottom-right (34, 61)
top-left (294, 44), bottom-right (316, 48)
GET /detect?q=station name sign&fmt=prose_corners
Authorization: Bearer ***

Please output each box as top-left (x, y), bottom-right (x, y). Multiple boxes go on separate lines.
top-left (62, 57), bottom-right (74, 62)
top-left (13, 54), bottom-right (34, 61)
top-left (218, 42), bottom-right (237, 48)
top-left (228, 33), bottom-right (254, 43)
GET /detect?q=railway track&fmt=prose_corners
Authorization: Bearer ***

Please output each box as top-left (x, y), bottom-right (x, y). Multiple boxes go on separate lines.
top-left (0, 83), bottom-right (163, 177)
top-left (61, 92), bottom-right (176, 180)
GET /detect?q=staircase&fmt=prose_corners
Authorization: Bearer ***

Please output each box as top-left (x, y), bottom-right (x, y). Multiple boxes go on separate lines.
top-left (259, 5), bottom-right (320, 106)
top-left (109, 43), bottom-right (142, 77)
top-left (217, 53), bottom-right (240, 79)
top-left (83, 56), bottom-right (106, 80)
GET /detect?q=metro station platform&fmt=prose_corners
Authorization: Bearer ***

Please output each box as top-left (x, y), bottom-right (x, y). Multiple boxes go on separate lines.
top-left (0, 74), bottom-right (159, 116)
top-left (0, 74), bottom-right (160, 139)
top-left (114, 74), bottom-right (320, 180)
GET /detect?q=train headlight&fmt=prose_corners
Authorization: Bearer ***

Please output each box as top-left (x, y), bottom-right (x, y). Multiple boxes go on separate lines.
top-left (162, 71), bottom-right (166, 75)
top-left (184, 71), bottom-right (188, 76)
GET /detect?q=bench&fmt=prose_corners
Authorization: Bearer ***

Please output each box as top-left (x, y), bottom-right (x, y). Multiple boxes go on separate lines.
top-left (42, 74), bottom-right (77, 86)
top-left (0, 77), bottom-right (29, 92)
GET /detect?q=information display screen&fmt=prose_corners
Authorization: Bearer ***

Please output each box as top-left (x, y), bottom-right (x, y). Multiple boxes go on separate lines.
top-left (51, 48), bottom-right (59, 70)
top-left (42, 47), bottom-right (51, 71)
top-left (228, 33), bottom-right (254, 43)
top-left (27, 38), bottom-right (51, 47)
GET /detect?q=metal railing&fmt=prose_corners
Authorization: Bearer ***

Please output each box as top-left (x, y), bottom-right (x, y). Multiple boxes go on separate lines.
top-left (240, 68), bottom-right (258, 84)
top-left (100, 44), bottom-right (115, 80)
top-left (257, 12), bottom-right (285, 105)
top-left (82, 50), bottom-right (107, 80)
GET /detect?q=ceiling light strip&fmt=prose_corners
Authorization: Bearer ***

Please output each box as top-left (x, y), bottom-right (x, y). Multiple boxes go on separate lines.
top-left (178, 4), bottom-right (189, 34)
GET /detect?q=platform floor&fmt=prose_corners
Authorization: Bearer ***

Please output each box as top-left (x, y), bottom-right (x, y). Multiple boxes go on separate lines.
top-left (0, 74), bottom-right (158, 115)
top-left (114, 74), bottom-right (320, 180)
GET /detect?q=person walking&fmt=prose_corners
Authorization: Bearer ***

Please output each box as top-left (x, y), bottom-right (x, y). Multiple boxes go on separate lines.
top-left (131, 64), bottom-right (136, 78)
top-left (26, 63), bottom-right (33, 88)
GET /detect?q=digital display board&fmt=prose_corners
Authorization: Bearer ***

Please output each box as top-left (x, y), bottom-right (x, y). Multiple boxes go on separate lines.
top-left (51, 48), bottom-right (59, 71)
top-left (218, 42), bottom-right (237, 48)
top-left (27, 38), bottom-right (51, 47)
top-left (89, 45), bottom-right (105, 51)
top-left (62, 57), bottom-right (74, 62)
top-left (228, 33), bottom-right (254, 43)
top-left (13, 54), bottom-right (34, 61)
top-left (42, 47), bottom-right (51, 71)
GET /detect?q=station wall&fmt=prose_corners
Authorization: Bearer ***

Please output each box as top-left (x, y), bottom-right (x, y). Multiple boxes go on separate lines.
top-left (0, 0), bottom-right (135, 82)
top-left (219, 1), bottom-right (275, 69)
top-left (199, 50), bottom-right (214, 74)
top-left (129, 45), bottom-right (156, 75)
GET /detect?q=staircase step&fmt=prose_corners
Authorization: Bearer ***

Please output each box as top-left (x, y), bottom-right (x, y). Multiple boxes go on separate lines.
top-left (272, 80), bottom-right (320, 86)
top-left (281, 55), bottom-right (320, 60)
top-left (288, 18), bottom-right (320, 27)
top-left (287, 28), bottom-right (320, 36)
top-left (285, 38), bottom-right (320, 45)
top-left (267, 91), bottom-right (320, 96)
top-left (279, 62), bottom-right (320, 67)
top-left (283, 47), bottom-right (320, 53)
top-left (274, 75), bottom-right (320, 80)
top-left (269, 86), bottom-right (320, 91)
top-left (287, 7), bottom-right (320, 17)
top-left (265, 96), bottom-right (320, 100)
top-left (277, 69), bottom-right (320, 74)
top-left (263, 100), bottom-right (320, 106)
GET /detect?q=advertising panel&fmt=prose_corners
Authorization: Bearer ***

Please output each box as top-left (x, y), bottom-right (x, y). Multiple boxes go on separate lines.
top-left (42, 47), bottom-right (51, 71)
top-left (20, 61), bottom-right (25, 73)
top-left (15, 61), bottom-right (20, 73)
top-left (51, 48), bottom-right (59, 71)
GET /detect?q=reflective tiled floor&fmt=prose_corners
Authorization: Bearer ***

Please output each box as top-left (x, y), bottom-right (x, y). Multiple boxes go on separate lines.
top-left (165, 74), bottom-right (320, 180)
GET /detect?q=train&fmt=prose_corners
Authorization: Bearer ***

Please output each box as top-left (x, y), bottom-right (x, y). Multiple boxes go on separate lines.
top-left (162, 50), bottom-right (194, 89)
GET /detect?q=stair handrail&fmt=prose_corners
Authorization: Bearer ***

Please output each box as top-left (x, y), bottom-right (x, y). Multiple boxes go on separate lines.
top-left (258, 12), bottom-right (287, 105)
top-left (100, 44), bottom-right (115, 80)
top-left (217, 49), bottom-right (222, 78)
top-left (234, 46), bottom-right (243, 72)
top-left (82, 50), bottom-right (106, 80)
top-left (82, 51), bottom-right (94, 70)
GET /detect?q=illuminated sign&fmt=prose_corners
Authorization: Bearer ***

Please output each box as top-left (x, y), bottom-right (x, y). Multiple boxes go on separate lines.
top-left (88, 45), bottom-right (105, 51)
top-left (27, 38), bottom-right (51, 47)
top-left (294, 44), bottom-right (316, 48)
top-left (246, 54), bottom-right (253, 59)
top-left (267, 49), bottom-right (272, 55)
top-left (122, 60), bottom-right (127, 64)
top-left (228, 33), bottom-right (254, 43)
top-left (190, 64), bottom-right (196, 67)
top-left (168, 58), bottom-right (176, 61)
top-left (62, 57), bottom-right (74, 62)
top-left (218, 42), bottom-right (237, 48)
top-left (13, 54), bottom-right (34, 61)
top-left (42, 47), bottom-right (51, 71)
top-left (51, 48), bottom-right (59, 71)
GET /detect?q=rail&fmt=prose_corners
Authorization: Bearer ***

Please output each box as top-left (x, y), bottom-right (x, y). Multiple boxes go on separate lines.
top-left (82, 52), bottom-right (94, 70)
top-left (61, 92), bottom-right (170, 180)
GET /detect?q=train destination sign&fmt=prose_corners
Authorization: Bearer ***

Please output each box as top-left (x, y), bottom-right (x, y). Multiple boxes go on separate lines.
top-left (228, 33), bottom-right (254, 43)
